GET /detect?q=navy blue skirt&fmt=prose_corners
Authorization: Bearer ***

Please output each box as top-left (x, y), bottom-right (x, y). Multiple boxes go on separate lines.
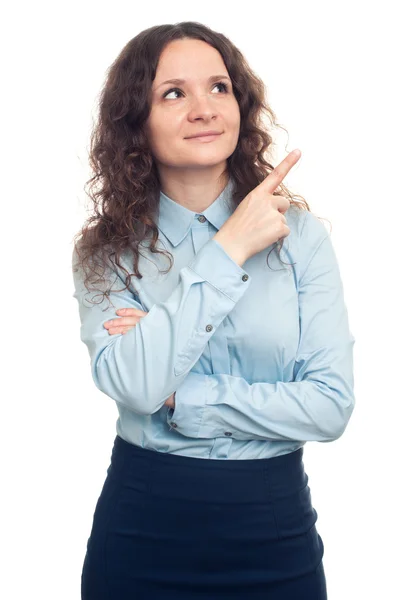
top-left (81, 435), bottom-right (327, 599)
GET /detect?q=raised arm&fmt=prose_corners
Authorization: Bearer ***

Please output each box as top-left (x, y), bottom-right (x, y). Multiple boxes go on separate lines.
top-left (72, 238), bottom-right (252, 415)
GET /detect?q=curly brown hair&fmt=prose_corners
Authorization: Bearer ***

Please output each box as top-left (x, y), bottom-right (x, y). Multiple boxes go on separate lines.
top-left (72, 21), bottom-right (325, 308)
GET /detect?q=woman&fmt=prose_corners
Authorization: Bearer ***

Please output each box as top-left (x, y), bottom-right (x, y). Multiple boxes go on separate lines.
top-left (72, 21), bottom-right (355, 599)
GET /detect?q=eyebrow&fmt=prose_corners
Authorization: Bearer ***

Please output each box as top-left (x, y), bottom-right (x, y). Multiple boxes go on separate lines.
top-left (155, 74), bottom-right (231, 91)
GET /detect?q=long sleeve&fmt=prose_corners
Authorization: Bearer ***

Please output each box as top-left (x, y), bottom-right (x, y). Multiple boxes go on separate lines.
top-left (166, 213), bottom-right (356, 443)
top-left (72, 238), bottom-right (252, 415)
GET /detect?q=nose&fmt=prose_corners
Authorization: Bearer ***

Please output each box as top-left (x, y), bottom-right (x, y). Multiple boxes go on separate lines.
top-left (187, 94), bottom-right (218, 120)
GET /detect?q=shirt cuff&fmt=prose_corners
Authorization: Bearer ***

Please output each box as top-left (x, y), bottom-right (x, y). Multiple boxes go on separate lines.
top-left (166, 372), bottom-right (208, 437)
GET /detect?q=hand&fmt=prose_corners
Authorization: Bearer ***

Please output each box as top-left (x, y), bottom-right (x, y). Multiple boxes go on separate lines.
top-left (213, 149), bottom-right (301, 266)
top-left (164, 393), bottom-right (176, 408)
top-left (103, 307), bottom-right (175, 409)
top-left (103, 307), bottom-right (148, 335)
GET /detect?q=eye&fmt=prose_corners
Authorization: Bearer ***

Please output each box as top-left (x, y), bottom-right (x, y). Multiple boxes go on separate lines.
top-left (162, 81), bottom-right (229, 100)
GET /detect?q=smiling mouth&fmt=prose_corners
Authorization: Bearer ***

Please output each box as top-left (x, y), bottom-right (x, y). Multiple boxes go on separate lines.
top-left (186, 133), bottom-right (223, 141)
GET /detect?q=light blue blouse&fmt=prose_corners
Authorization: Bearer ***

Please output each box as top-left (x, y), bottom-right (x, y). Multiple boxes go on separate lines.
top-left (72, 177), bottom-right (355, 459)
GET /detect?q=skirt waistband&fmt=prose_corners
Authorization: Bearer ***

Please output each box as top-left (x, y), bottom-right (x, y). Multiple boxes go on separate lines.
top-left (106, 435), bottom-right (308, 504)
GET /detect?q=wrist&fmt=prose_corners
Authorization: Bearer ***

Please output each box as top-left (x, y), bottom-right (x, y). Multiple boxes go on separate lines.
top-left (213, 232), bottom-right (247, 267)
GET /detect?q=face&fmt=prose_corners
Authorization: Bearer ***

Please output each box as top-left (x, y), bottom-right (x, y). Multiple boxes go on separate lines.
top-left (145, 39), bottom-right (240, 176)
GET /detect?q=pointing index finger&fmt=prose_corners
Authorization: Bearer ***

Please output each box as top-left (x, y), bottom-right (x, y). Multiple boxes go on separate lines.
top-left (262, 149), bottom-right (301, 195)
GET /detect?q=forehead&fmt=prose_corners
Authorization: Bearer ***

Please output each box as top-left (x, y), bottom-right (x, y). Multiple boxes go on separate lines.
top-left (153, 39), bottom-right (227, 82)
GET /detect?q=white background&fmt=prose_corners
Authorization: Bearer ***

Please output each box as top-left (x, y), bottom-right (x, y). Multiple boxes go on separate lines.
top-left (1, 1), bottom-right (398, 598)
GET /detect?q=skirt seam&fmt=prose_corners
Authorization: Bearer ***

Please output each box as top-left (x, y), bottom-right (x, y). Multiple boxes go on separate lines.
top-left (264, 464), bottom-right (281, 540)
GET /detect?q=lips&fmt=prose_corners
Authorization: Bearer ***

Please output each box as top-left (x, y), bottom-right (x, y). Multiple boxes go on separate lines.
top-left (186, 131), bottom-right (222, 139)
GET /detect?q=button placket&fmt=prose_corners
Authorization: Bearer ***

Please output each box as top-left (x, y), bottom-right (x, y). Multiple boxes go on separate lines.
top-left (170, 221), bottom-right (249, 436)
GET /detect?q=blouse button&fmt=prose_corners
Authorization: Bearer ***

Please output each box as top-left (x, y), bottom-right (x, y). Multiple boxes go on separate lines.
top-left (206, 324), bottom-right (213, 332)
top-left (198, 215), bottom-right (206, 222)
top-left (224, 431), bottom-right (232, 436)
top-left (171, 422), bottom-right (178, 428)
top-left (242, 274), bottom-right (249, 281)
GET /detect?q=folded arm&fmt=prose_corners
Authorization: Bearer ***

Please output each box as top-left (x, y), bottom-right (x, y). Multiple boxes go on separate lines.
top-left (167, 213), bottom-right (356, 443)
